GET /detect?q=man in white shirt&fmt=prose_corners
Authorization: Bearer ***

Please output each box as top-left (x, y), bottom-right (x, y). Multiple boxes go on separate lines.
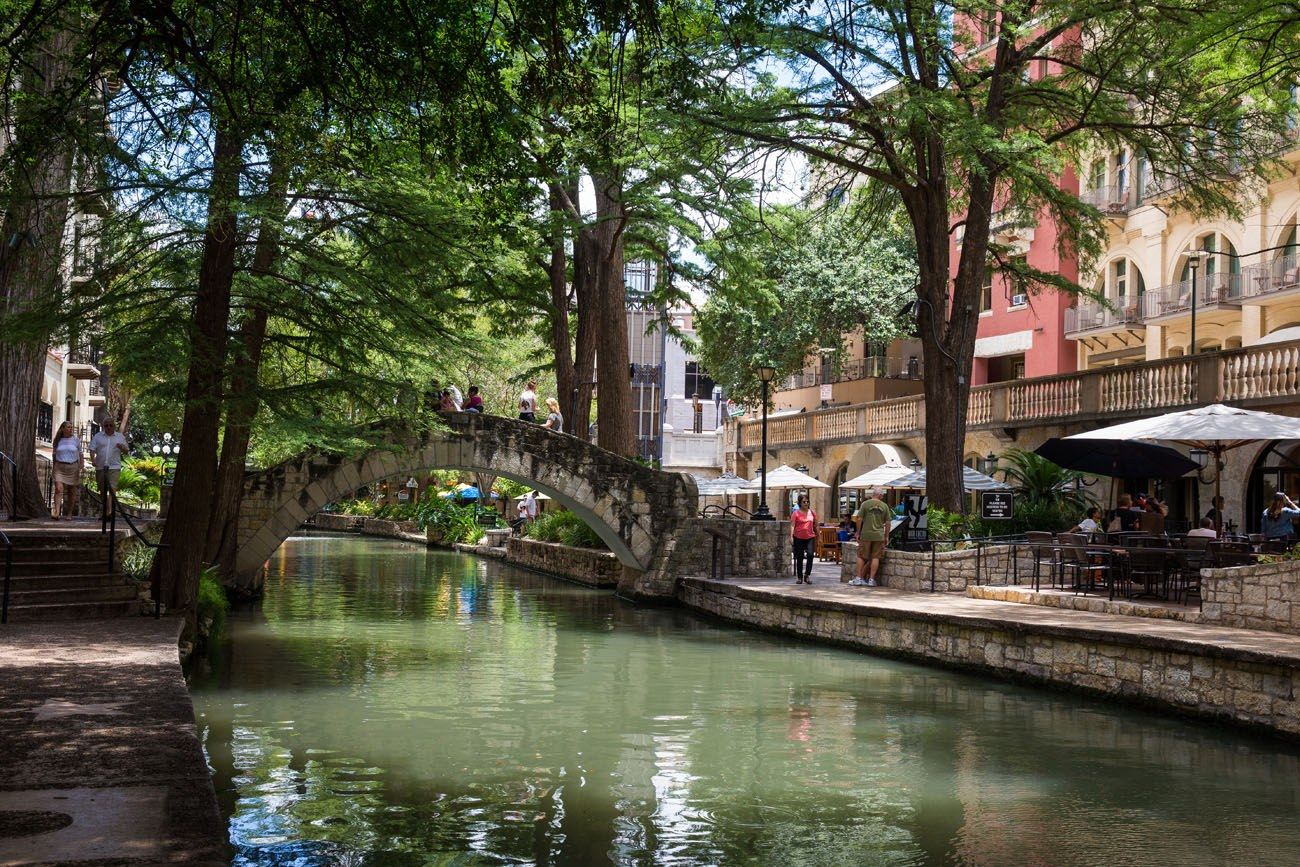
top-left (524, 490), bottom-right (539, 520)
top-left (89, 418), bottom-right (129, 515)
top-left (1187, 518), bottom-right (1218, 538)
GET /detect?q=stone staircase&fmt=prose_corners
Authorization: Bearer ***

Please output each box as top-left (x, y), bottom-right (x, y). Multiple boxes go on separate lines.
top-left (2, 530), bottom-right (139, 621)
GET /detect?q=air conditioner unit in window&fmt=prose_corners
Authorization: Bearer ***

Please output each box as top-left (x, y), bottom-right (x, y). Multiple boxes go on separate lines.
top-left (1010, 293), bottom-right (1028, 306)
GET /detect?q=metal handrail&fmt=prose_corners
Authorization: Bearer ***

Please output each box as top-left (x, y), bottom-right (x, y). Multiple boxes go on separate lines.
top-left (106, 489), bottom-right (166, 619)
top-left (0, 528), bottom-right (11, 624)
top-left (0, 451), bottom-right (21, 522)
top-left (699, 503), bottom-right (754, 518)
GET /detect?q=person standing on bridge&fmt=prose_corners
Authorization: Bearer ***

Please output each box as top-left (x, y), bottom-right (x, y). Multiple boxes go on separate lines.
top-left (518, 380), bottom-right (538, 422)
top-left (464, 386), bottom-right (484, 413)
top-left (542, 397), bottom-right (564, 432)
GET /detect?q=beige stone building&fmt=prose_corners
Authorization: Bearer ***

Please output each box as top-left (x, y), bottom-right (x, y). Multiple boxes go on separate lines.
top-left (724, 144), bottom-right (1300, 533)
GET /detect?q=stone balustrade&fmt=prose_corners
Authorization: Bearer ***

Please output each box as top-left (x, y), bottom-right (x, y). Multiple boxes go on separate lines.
top-left (736, 338), bottom-right (1300, 453)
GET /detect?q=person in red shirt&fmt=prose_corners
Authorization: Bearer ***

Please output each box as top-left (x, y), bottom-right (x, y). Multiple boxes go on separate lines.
top-left (791, 494), bottom-right (818, 584)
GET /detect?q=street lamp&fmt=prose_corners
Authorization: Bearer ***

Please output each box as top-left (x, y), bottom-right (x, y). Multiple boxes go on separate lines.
top-left (980, 451), bottom-right (998, 476)
top-left (752, 365), bottom-right (777, 521)
top-left (1183, 247), bottom-right (1209, 355)
top-left (1190, 446), bottom-right (1227, 536)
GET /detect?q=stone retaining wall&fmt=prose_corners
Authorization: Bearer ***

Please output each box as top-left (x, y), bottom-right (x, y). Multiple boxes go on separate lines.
top-left (313, 513), bottom-right (364, 532)
top-left (840, 542), bottom-right (1018, 592)
top-left (680, 578), bottom-right (1300, 739)
top-left (505, 537), bottom-right (621, 587)
top-left (361, 517), bottom-right (421, 539)
top-left (664, 518), bottom-right (790, 579)
top-left (1203, 561), bottom-right (1300, 635)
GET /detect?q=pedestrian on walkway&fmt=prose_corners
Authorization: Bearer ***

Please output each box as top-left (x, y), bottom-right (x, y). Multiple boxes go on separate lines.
top-left (50, 421), bottom-right (83, 519)
top-left (790, 495), bottom-right (818, 583)
top-left (852, 487), bottom-right (891, 586)
top-left (518, 380), bottom-right (538, 422)
top-left (89, 418), bottom-right (128, 518)
top-left (691, 393), bottom-right (703, 433)
top-left (542, 397), bottom-right (564, 431)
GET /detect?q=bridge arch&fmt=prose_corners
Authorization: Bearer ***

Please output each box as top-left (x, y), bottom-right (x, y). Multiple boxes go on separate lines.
top-left (235, 414), bottom-right (699, 589)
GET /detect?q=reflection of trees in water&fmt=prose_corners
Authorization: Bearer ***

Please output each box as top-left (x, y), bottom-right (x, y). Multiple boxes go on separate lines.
top-left (190, 538), bottom-right (1300, 864)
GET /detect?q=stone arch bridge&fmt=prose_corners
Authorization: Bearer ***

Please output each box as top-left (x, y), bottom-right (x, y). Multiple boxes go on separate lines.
top-left (234, 413), bottom-right (727, 599)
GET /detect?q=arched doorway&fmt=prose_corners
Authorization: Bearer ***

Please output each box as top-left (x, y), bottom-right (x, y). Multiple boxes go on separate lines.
top-left (1246, 441), bottom-right (1300, 535)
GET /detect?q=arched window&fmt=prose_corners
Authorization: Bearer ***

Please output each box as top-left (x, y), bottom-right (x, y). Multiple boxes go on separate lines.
top-left (1179, 231), bottom-right (1240, 298)
top-left (1093, 257), bottom-right (1145, 303)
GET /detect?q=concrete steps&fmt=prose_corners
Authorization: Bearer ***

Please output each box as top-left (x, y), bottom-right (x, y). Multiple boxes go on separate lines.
top-left (2, 531), bottom-right (141, 622)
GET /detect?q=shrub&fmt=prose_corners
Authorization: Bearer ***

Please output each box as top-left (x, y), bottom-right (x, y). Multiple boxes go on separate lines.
top-left (337, 498), bottom-right (376, 516)
top-left (196, 567), bottom-right (229, 636)
top-left (527, 510), bottom-right (605, 549)
top-left (119, 525), bottom-right (164, 580)
top-left (415, 496), bottom-right (481, 544)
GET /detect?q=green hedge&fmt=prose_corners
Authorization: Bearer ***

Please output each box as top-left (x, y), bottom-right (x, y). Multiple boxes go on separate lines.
top-left (526, 510), bottom-right (605, 549)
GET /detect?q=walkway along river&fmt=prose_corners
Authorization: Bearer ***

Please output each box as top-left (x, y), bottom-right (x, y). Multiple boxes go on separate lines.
top-left (190, 534), bottom-right (1300, 865)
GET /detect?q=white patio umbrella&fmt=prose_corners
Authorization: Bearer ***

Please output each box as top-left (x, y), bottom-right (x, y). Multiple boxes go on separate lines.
top-left (746, 464), bottom-right (831, 490)
top-left (1066, 403), bottom-right (1300, 533)
top-left (883, 465), bottom-right (1010, 492)
top-left (841, 462), bottom-right (910, 489)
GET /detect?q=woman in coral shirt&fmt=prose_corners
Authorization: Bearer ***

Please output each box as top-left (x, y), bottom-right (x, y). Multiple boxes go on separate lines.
top-left (790, 495), bottom-right (818, 584)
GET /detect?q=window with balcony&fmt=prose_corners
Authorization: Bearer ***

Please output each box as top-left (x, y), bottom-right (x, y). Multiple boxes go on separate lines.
top-left (1179, 232), bottom-right (1240, 292)
top-left (1135, 150), bottom-right (1150, 204)
top-left (1115, 149), bottom-right (1129, 194)
top-left (37, 402), bottom-right (53, 443)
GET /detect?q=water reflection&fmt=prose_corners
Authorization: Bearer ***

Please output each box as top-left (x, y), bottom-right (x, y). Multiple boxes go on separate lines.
top-left (190, 534), bottom-right (1300, 865)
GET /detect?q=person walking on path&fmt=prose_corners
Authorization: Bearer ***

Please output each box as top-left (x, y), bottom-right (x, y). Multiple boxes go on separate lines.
top-left (518, 380), bottom-right (538, 422)
top-left (542, 397), bottom-right (564, 432)
top-left (790, 495), bottom-right (818, 583)
top-left (89, 418), bottom-right (128, 518)
top-left (692, 393), bottom-right (703, 433)
top-left (1261, 492), bottom-right (1300, 540)
top-left (50, 421), bottom-right (83, 520)
top-left (851, 487), bottom-right (891, 586)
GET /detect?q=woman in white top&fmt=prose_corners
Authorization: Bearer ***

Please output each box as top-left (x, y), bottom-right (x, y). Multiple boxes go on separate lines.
top-left (1071, 506), bottom-right (1102, 536)
top-left (50, 421), bottom-right (83, 519)
top-left (518, 380), bottom-right (538, 422)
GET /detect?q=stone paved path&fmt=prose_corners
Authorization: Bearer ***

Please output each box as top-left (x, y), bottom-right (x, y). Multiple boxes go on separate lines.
top-left (0, 618), bottom-right (227, 865)
top-left (706, 572), bottom-right (1300, 666)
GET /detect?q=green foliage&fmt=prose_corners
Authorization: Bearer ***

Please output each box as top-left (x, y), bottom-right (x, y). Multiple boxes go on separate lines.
top-left (196, 567), bottom-right (229, 637)
top-left (119, 524), bottom-right (165, 581)
top-left (696, 200), bottom-right (915, 404)
top-left (114, 456), bottom-right (167, 509)
top-left (415, 496), bottom-right (482, 545)
top-left (526, 510), bottom-right (605, 549)
top-left (996, 449), bottom-right (1093, 516)
top-left (493, 479), bottom-right (530, 500)
top-left (335, 499), bottom-right (376, 517)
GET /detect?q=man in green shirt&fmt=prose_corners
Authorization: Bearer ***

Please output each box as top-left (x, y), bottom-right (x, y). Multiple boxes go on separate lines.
top-left (854, 488), bottom-right (892, 586)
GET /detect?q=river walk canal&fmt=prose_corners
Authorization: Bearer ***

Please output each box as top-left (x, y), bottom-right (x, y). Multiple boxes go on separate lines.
top-left (190, 533), bottom-right (1300, 865)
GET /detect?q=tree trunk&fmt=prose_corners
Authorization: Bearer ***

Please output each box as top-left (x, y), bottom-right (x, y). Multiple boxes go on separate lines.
top-left (107, 380), bottom-right (134, 434)
top-left (0, 28), bottom-right (78, 518)
top-left (205, 156), bottom-right (288, 580)
top-left (910, 172), bottom-right (990, 514)
top-left (571, 176), bottom-right (597, 442)
top-left (546, 181), bottom-right (576, 433)
top-left (591, 172), bottom-right (634, 457)
top-left (150, 118), bottom-right (243, 611)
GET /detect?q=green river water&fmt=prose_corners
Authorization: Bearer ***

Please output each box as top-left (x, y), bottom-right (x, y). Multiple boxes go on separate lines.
top-left (189, 533), bottom-right (1300, 866)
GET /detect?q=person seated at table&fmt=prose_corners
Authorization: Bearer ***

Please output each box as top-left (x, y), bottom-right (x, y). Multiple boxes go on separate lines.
top-left (837, 516), bottom-right (856, 542)
top-left (1070, 506), bottom-right (1102, 536)
top-left (1261, 492), bottom-right (1300, 540)
top-left (1187, 517), bottom-right (1218, 538)
top-left (1106, 494), bottom-right (1142, 532)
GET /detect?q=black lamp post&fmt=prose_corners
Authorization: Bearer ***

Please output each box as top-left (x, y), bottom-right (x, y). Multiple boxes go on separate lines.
top-left (752, 365), bottom-right (777, 521)
top-left (1185, 247), bottom-right (1208, 355)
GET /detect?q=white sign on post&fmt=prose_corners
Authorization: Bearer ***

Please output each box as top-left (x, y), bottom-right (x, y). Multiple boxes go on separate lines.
top-left (819, 384), bottom-right (832, 402)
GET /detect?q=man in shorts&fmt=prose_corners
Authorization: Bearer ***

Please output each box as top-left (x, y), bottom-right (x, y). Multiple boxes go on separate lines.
top-left (853, 487), bottom-right (892, 586)
top-left (89, 418), bottom-right (129, 517)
